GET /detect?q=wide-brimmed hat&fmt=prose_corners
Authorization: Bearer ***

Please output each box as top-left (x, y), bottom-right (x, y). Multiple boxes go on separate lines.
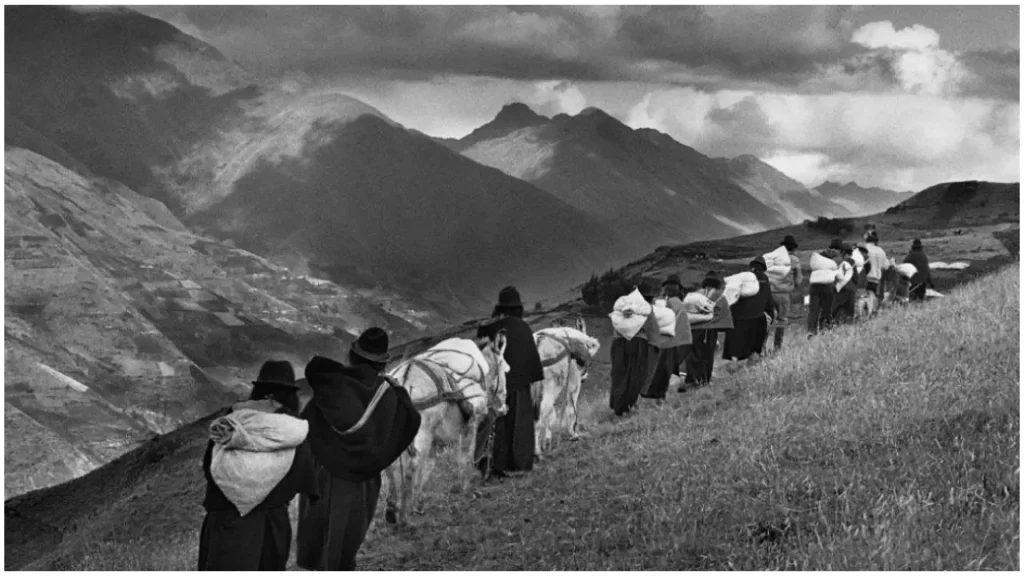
top-left (495, 286), bottom-right (523, 309)
top-left (780, 235), bottom-right (799, 249)
top-left (662, 274), bottom-right (682, 287)
top-left (252, 360), bottom-right (299, 388)
top-left (749, 255), bottom-right (768, 271)
top-left (351, 327), bottom-right (391, 364)
top-left (829, 238), bottom-right (845, 250)
top-left (912, 238), bottom-right (923, 249)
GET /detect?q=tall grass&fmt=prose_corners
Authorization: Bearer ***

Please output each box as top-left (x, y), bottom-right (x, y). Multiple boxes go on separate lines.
top-left (30, 264), bottom-right (1021, 570)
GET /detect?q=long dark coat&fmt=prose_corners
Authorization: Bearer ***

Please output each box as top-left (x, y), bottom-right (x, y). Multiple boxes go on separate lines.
top-left (296, 357), bottom-right (421, 571)
top-left (198, 412), bottom-right (319, 571)
top-left (609, 331), bottom-right (651, 415)
top-left (477, 314), bottom-right (545, 473)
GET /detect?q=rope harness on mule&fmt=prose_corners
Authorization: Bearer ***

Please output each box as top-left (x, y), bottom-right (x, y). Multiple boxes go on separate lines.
top-left (536, 331), bottom-right (590, 379)
top-left (392, 349), bottom-right (492, 416)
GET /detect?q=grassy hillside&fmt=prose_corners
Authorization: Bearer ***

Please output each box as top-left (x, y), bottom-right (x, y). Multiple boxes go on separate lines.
top-left (7, 262), bottom-right (1018, 570)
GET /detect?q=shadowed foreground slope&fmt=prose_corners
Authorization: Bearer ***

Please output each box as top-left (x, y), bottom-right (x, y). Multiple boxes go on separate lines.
top-left (5, 264), bottom-right (1018, 570)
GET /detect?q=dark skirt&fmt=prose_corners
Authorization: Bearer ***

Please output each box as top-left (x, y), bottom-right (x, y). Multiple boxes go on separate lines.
top-left (609, 337), bottom-right (650, 415)
top-left (477, 386), bottom-right (535, 474)
top-left (751, 316), bottom-right (768, 356)
top-left (296, 469), bottom-right (382, 571)
top-left (198, 506), bottom-right (292, 571)
top-left (685, 329), bottom-right (718, 386)
top-left (643, 345), bottom-right (688, 400)
top-left (722, 318), bottom-right (762, 361)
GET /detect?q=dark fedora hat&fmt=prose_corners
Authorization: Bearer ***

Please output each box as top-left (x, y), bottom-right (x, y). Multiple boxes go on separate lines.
top-left (496, 286), bottom-right (523, 309)
top-left (662, 274), bottom-right (682, 287)
top-left (911, 238), bottom-right (923, 249)
top-left (780, 235), bottom-right (799, 249)
top-left (253, 360), bottom-right (299, 388)
top-left (351, 327), bottom-right (391, 364)
top-left (829, 238), bottom-right (845, 250)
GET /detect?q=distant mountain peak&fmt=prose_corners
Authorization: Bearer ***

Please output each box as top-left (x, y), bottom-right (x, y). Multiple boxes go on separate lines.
top-left (492, 102), bottom-right (548, 127)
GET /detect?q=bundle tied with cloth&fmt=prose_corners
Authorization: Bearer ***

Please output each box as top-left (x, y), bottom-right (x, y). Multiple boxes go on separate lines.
top-left (722, 271), bottom-right (759, 306)
top-left (809, 251), bottom-right (839, 284)
top-left (762, 245), bottom-right (793, 289)
top-left (609, 287), bottom-right (653, 339)
top-left (208, 398), bottom-right (309, 517)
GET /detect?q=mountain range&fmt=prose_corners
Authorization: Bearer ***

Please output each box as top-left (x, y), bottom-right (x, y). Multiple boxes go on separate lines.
top-left (3, 5), bottom-right (983, 498)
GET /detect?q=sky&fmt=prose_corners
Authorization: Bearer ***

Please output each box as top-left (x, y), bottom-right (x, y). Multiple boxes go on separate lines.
top-left (134, 4), bottom-right (1020, 192)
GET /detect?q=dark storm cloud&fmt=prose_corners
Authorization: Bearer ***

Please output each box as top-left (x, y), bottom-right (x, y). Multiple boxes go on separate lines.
top-left (133, 5), bottom-right (1018, 99)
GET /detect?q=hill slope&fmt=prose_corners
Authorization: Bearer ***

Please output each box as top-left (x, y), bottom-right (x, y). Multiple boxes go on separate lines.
top-left (4, 146), bottom-right (440, 499)
top-left (6, 6), bottom-right (628, 317)
top-left (452, 103), bottom-right (792, 253)
top-left (712, 155), bottom-right (853, 222)
top-left (815, 180), bottom-right (915, 217)
top-left (6, 263), bottom-right (1018, 570)
top-left (885, 180), bottom-right (1020, 228)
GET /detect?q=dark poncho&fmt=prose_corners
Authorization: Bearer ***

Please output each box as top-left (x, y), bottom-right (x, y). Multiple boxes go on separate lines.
top-left (301, 356), bottom-right (421, 483)
top-left (903, 250), bottom-right (931, 287)
top-left (478, 315), bottom-right (544, 391)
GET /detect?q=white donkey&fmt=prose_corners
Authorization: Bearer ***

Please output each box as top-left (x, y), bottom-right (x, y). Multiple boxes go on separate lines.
top-left (383, 331), bottom-right (509, 526)
top-left (532, 315), bottom-right (601, 458)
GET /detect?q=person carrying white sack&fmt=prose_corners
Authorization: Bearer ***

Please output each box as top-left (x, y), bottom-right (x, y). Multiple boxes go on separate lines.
top-left (830, 240), bottom-right (858, 325)
top-left (199, 360), bottom-right (320, 571)
top-left (609, 281), bottom-right (657, 417)
top-left (642, 274), bottom-right (700, 401)
top-left (862, 225), bottom-right (892, 299)
top-left (765, 235), bottom-right (803, 352)
top-left (722, 256), bottom-right (776, 363)
top-left (807, 246), bottom-right (840, 337)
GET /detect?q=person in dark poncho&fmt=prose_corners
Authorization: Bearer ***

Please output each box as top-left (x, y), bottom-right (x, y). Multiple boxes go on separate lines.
top-left (475, 286), bottom-right (545, 478)
top-left (683, 270), bottom-right (733, 390)
top-left (296, 328), bottom-right (421, 571)
top-left (610, 281), bottom-right (656, 416)
top-left (723, 257), bottom-right (776, 363)
top-left (642, 274), bottom-right (694, 401)
top-left (903, 238), bottom-right (932, 302)
top-left (198, 361), bottom-right (319, 571)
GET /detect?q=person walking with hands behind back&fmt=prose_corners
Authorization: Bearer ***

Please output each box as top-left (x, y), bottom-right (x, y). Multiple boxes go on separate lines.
top-left (198, 360), bottom-right (319, 571)
top-left (297, 328), bottom-right (422, 571)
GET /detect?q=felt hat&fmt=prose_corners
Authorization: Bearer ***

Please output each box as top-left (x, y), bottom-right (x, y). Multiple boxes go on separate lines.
top-left (252, 360), bottom-right (299, 389)
top-left (495, 286), bottom-right (523, 309)
top-left (701, 270), bottom-right (723, 289)
top-left (351, 327), bottom-right (391, 364)
top-left (912, 238), bottom-right (923, 249)
top-left (637, 281), bottom-right (654, 300)
top-left (780, 235), bottom-right (799, 249)
top-left (662, 274), bottom-right (682, 287)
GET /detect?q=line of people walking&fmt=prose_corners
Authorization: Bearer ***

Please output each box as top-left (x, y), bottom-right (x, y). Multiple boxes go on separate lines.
top-left (609, 229), bottom-right (934, 411)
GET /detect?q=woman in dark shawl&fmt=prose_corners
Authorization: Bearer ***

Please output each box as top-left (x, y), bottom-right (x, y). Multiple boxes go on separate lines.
top-left (475, 286), bottom-right (545, 477)
top-left (296, 328), bottom-right (421, 571)
top-left (198, 361), bottom-right (319, 571)
top-left (722, 257), bottom-right (776, 363)
top-left (608, 281), bottom-right (657, 416)
top-left (642, 274), bottom-right (694, 401)
top-left (683, 270), bottom-right (733, 391)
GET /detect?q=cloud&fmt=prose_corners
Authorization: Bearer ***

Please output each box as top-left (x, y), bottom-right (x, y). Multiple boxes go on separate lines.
top-left (527, 81), bottom-right (589, 116)
top-left (627, 87), bottom-right (1019, 191)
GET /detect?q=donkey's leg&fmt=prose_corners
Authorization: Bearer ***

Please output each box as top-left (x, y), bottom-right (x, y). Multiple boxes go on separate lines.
top-left (457, 412), bottom-right (483, 493)
top-left (567, 364), bottom-right (583, 439)
top-left (538, 376), bottom-right (559, 454)
top-left (403, 430), bottom-right (433, 523)
top-left (384, 460), bottom-right (400, 525)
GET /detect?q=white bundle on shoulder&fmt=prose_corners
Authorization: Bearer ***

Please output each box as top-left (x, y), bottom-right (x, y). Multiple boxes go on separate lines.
top-left (724, 271), bottom-right (759, 300)
top-left (895, 263), bottom-right (918, 279)
top-left (809, 252), bottom-right (838, 284)
top-left (609, 288), bottom-right (653, 340)
top-left (763, 245), bottom-right (792, 270)
top-left (682, 292), bottom-right (715, 314)
top-left (209, 407), bottom-right (309, 517)
top-left (651, 300), bottom-right (677, 337)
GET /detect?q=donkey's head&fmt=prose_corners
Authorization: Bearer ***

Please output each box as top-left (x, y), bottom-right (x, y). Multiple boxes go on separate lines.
top-left (477, 329), bottom-right (509, 415)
